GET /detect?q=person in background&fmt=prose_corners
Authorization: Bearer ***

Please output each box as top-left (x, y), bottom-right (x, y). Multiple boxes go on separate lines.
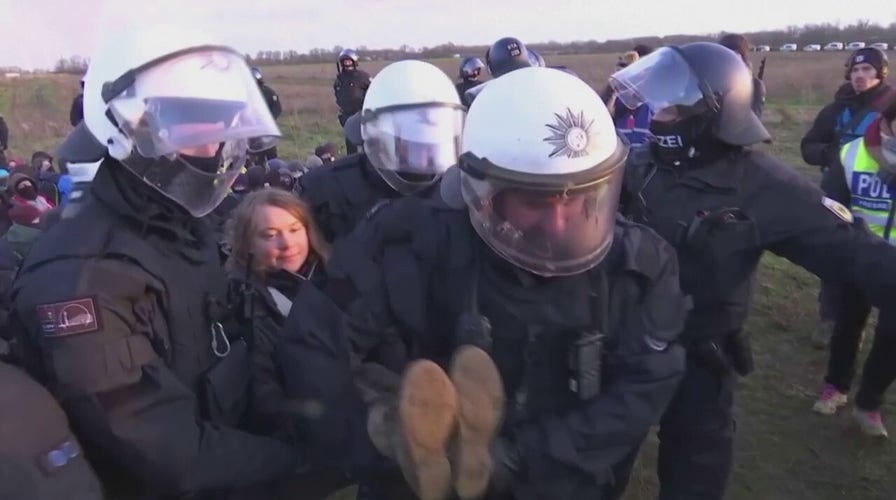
top-left (455, 57), bottom-right (485, 101)
top-left (315, 142), bottom-right (340, 164)
top-left (333, 49), bottom-right (371, 155)
top-left (801, 47), bottom-right (894, 348)
top-left (718, 33), bottom-right (766, 117)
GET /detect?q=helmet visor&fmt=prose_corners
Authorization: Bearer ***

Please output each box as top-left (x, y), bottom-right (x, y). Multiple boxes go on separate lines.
top-left (104, 48), bottom-right (280, 217)
top-left (106, 48), bottom-right (281, 157)
top-left (460, 164), bottom-right (624, 277)
top-left (362, 103), bottom-right (465, 194)
top-left (609, 47), bottom-right (705, 115)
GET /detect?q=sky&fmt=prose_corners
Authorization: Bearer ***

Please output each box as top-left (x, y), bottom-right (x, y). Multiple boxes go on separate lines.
top-left (1, 0), bottom-right (895, 70)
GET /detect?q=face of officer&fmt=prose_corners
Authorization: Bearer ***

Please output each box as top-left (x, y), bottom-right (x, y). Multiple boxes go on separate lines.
top-left (494, 188), bottom-right (602, 261)
top-left (252, 204), bottom-right (310, 274)
top-left (851, 62), bottom-right (880, 93)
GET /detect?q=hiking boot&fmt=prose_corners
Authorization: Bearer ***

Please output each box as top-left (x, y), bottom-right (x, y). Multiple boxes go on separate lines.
top-left (853, 408), bottom-right (889, 438)
top-left (812, 384), bottom-right (848, 415)
top-left (367, 360), bottom-right (459, 500)
top-left (449, 345), bottom-right (506, 500)
top-left (811, 320), bottom-right (834, 350)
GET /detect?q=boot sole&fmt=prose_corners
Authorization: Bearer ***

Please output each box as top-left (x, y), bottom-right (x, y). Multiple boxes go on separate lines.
top-left (450, 346), bottom-right (505, 499)
top-left (399, 360), bottom-right (459, 500)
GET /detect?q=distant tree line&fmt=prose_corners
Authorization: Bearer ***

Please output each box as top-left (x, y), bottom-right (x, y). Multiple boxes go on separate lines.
top-left (27, 19), bottom-right (896, 75)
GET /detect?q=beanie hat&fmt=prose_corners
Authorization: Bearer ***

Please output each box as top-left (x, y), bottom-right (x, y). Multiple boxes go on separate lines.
top-left (846, 48), bottom-right (888, 80)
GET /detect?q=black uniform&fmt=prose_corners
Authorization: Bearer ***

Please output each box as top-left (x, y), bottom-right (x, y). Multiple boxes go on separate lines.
top-left (9, 163), bottom-right (298, 498)
top-left (333, 69), bottom-right (371, 154)
top-left (279, 197), bottom-right (689, 499)
top-left (0, 360), bottom-right (103, 500)
top-left (621, 144), bottom-right (896, 499)
top-left (455, 79), bottom-right (480, 101)
top-left (295, 153), bottom-right (432, 243)
top-left (69, 94), bottom-right (84, 127)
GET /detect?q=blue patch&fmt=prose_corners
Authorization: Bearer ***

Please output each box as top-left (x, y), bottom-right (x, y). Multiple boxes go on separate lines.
top-left (850, 171), bottom-right (894, 211)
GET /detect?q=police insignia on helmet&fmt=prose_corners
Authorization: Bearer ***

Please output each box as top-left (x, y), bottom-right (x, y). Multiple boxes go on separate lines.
top-left (543, 108), bottom-right (594, 159)
top-left (822, 196), bottom-right (854, 223)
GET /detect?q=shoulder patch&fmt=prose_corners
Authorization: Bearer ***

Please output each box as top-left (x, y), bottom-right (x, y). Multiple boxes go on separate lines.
top-left (822, 196), bottom-right (854, 223)
top-left (36, 297), bottom-right (101, 337)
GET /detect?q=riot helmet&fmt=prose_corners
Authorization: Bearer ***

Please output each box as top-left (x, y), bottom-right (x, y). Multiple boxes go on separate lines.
top-left (447, 67), bottom-right (628, 277)
top-left (82, 24), bottom-right (281, 217)
top-left (609, 41), bottom-right (770, 163)
top-left (339, 48), bottom-right (360, 71)
top-left (459, 57), bottom-right (486, 81)
top-left (486, 37), bottom-right (532, 77)
top-left (361, 60), bottom-right (465, 194)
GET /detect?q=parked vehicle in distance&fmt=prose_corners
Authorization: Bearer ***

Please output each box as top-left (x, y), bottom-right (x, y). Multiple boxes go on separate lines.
top-left (846, 41), bottom-right (866, 50)
top-left (803, 44), bottom-right (821, 52)
top-left (780, 43), bottom-right (798, 52)
top-left (754, 45), bottom-right (771, 52)
top-left (823, 42), bottom-right (844, 51)
top-left (871, 42), bottom-right (889, 51)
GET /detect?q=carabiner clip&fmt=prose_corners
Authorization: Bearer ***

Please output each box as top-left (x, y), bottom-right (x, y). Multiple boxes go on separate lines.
top-left (211, 322), bottom-right (231, 358)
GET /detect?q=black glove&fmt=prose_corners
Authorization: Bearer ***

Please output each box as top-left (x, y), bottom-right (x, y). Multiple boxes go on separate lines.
top-left (489, 438), bottom-right (522, 494)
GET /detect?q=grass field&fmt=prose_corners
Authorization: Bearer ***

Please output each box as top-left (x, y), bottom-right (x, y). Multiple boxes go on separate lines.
top-left (3, 51), bottom-right (896, 500)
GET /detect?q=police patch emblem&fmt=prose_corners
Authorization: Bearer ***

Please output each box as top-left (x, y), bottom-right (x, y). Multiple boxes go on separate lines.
top-left (543, 108), bottom-right (594, 158)
top-left (822, 196), bottom-right (854, 223)
top-left (36, 297), bottom-right (101, 337)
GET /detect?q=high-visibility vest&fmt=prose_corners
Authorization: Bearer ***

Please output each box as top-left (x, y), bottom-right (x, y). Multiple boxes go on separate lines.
top-left (841, 137), bottom-right (896, 243)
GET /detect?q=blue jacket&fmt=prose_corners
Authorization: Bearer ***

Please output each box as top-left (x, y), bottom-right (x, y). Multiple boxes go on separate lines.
top-left (613, 104), bottom-right (653, 145)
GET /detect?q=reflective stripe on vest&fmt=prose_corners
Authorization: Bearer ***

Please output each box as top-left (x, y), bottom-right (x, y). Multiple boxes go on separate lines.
top-left (841, 137), bottom-right (896, 243)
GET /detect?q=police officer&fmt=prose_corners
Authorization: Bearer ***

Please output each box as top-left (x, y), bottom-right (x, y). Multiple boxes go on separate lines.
top-left (455, 56), bottom-right (485, 100)
top-left (9, 24), bottom-right (300, 499)
top-left (281, 67), bottom-right (688, 500)
top-left (0, 360), bottom-right (103, 500)
top-left (251, 66), bottom-right (283, 162)
top-left (69, 77), bottom-right (85, 127)
top-left (801, 47), bottom-right (893, 347)
top-left (334, 49), bottom-right (372, 155)
top-left (462, 37), bottom-right (533, 107)
top-left (299, 59), bottom-right (465, 242)
top-left (610, 42), bottom-right (896, 499)
top-left (811, 102), bottom-right (896, 435)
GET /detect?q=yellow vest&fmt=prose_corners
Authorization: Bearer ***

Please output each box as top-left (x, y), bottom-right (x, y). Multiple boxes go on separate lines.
top-left (840, 137), bottom-right (896, 243)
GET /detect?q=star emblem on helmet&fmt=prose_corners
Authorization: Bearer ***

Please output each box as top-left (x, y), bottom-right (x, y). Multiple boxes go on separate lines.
top-left (543, 108), bottom-right (594, 158)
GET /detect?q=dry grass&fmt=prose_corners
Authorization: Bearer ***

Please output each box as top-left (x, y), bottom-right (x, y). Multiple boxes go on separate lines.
top-left (3, 52), bottom-right (896, 500)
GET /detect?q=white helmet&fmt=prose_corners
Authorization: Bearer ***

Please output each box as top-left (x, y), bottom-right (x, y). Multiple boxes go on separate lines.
top-left (448, 67), bottom-right (628, 277)
top-left (82, 24), bottom-right (281, 217)
top-left (360, 60), bottom-right (465, 194)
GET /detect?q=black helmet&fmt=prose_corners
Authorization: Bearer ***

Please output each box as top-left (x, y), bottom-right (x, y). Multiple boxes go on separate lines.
top-left (251, 66), bottom-right (263, 84)
top-left (486, 37), bottom-right (531, 77)
top-left (459, 57), bottom-right (485, 80)
top-left (339, 48), bottom-right (360, 70)
top-left (610, 41), bottom-right (770, 148)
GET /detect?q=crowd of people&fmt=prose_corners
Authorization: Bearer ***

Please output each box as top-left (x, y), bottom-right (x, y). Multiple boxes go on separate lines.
top-left (0, 23), bottom-right (895, 500)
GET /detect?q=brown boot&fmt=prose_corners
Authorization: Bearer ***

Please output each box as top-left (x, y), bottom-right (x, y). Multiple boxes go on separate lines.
top-left (449, 346), bottom-right (506, 499)
top-left (368, 360), bottom-right (459, 500)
